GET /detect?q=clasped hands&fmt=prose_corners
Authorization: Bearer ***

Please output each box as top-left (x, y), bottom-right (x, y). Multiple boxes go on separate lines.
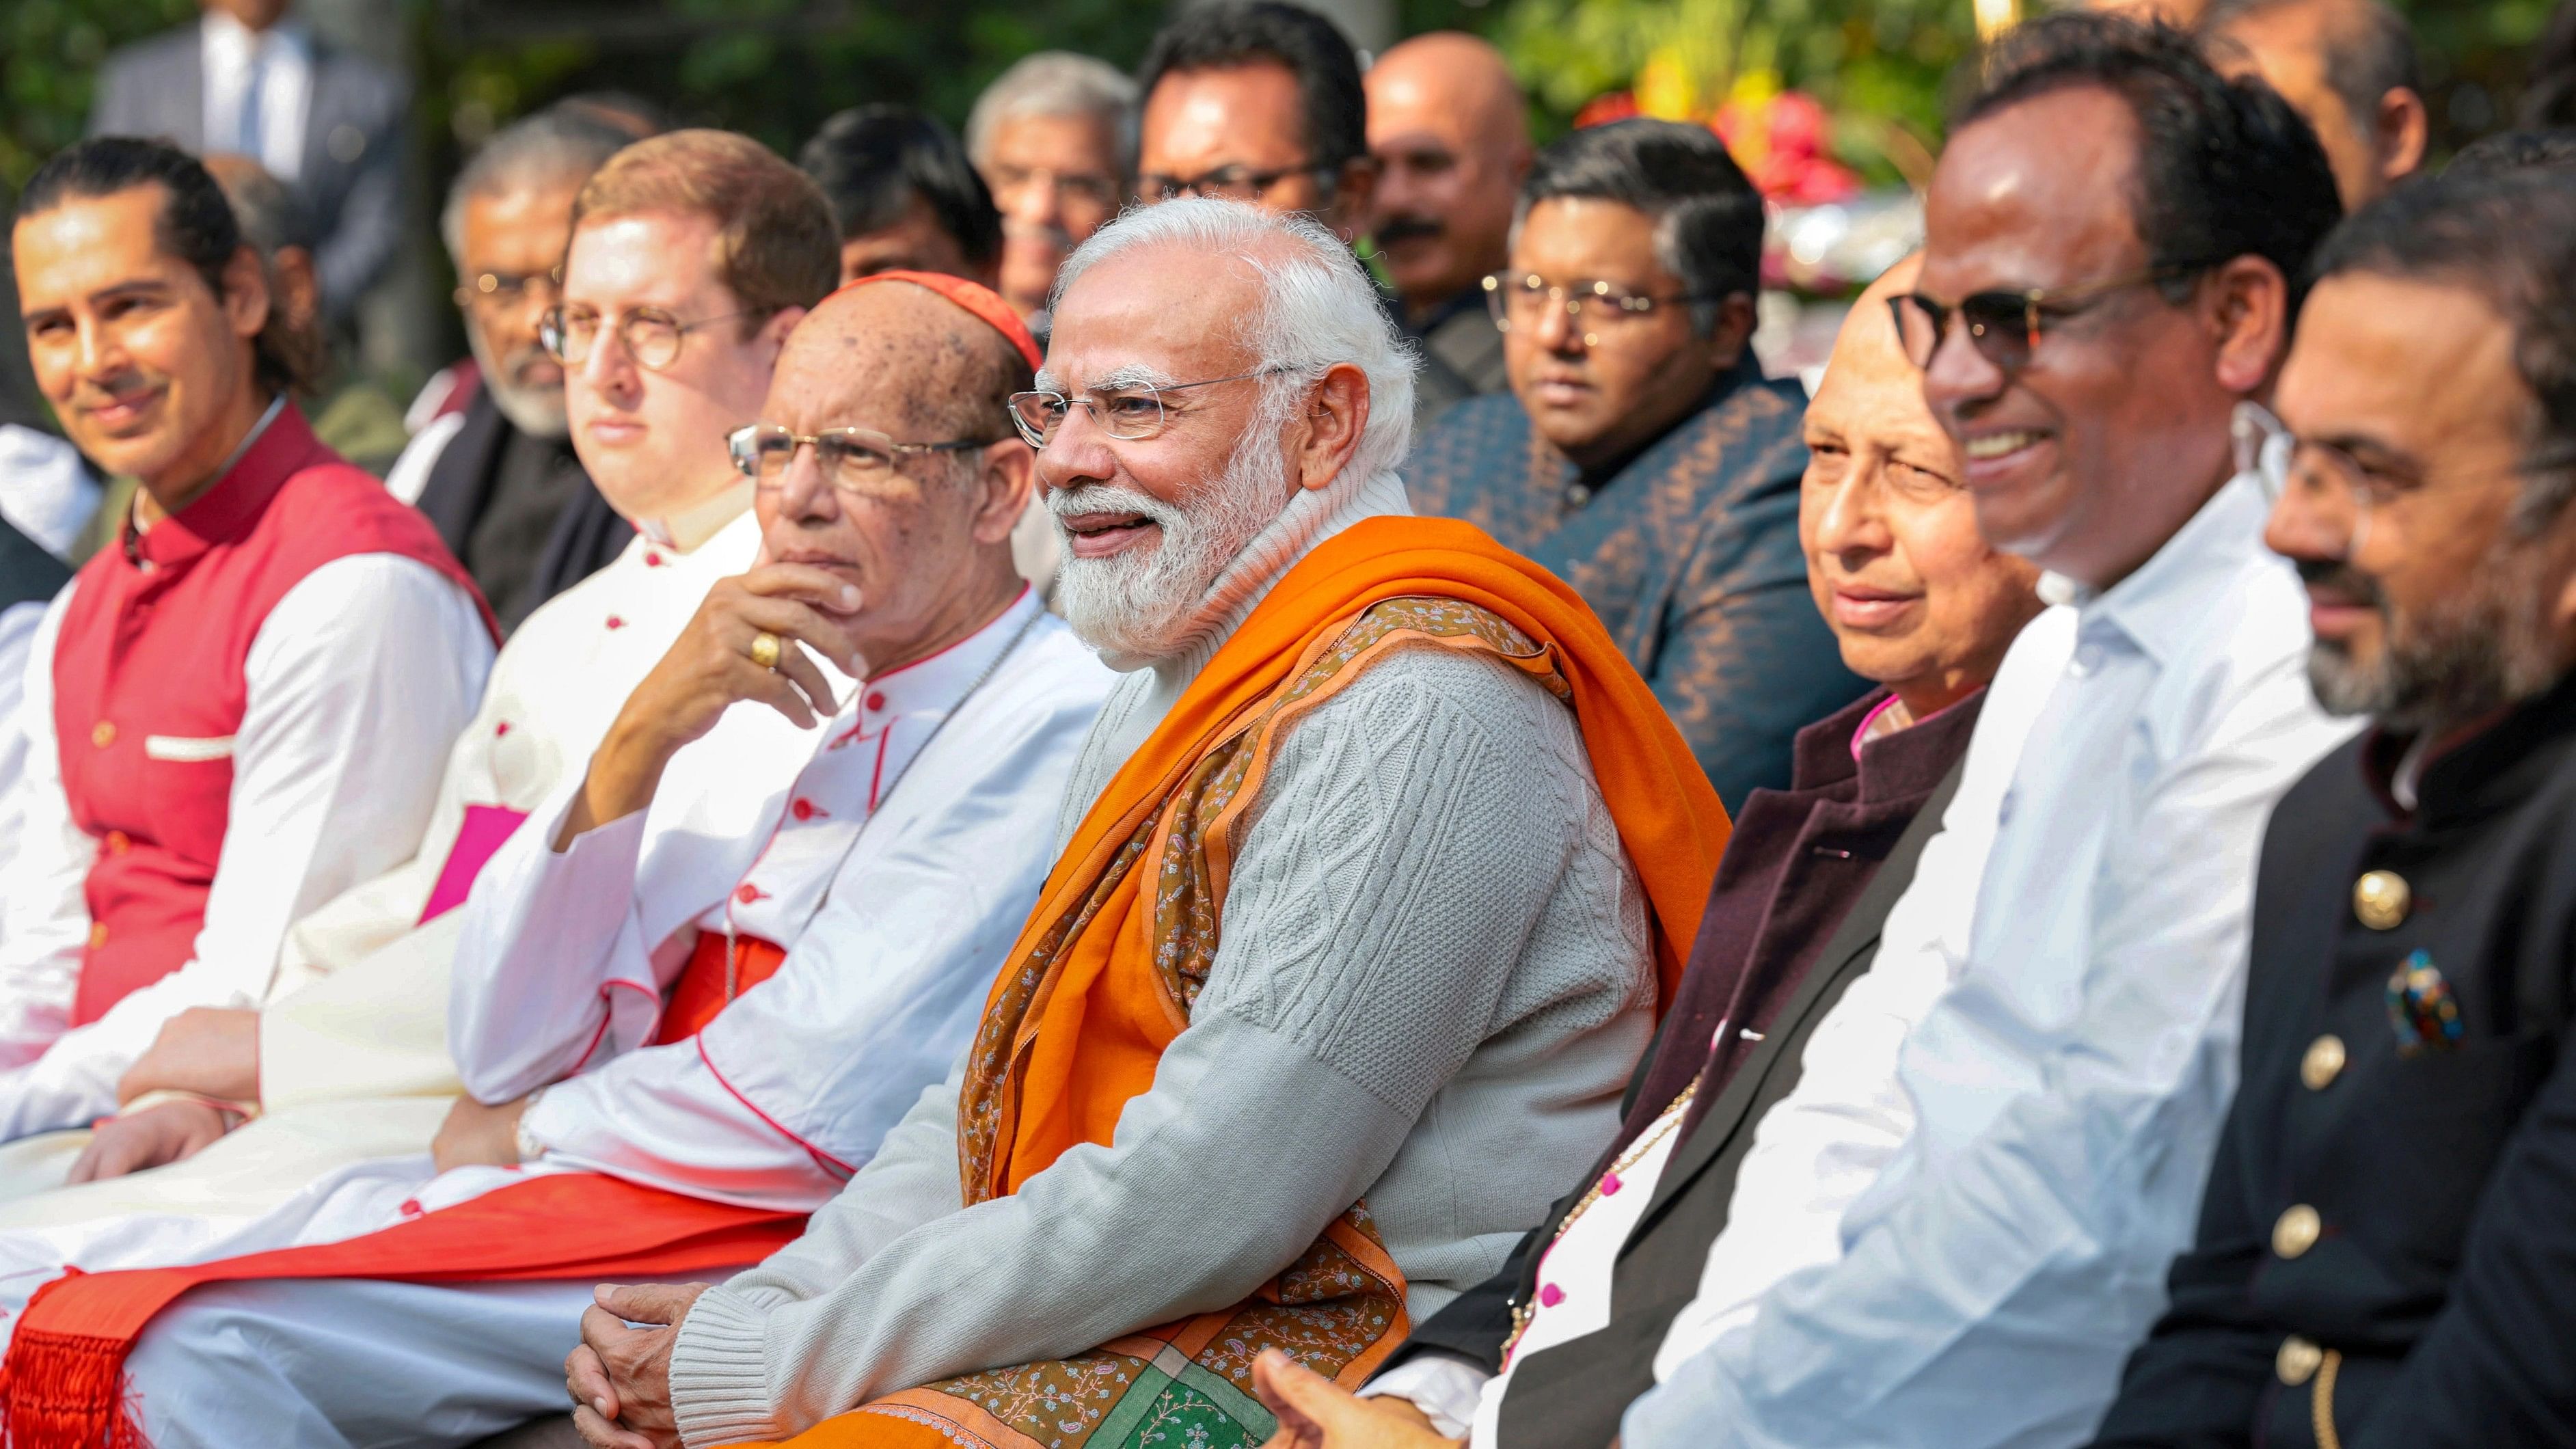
top-left (567, 1282), bottom-right (710, 1449)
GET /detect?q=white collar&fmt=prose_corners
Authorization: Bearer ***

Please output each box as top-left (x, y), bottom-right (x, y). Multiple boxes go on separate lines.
top-left (833, 584), bottom-right (1042, 744)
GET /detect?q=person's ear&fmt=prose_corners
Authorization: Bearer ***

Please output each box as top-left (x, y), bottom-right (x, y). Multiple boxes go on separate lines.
top-left (1294, 362), bottom-right (1371, 493)
top-left (275, 247), bottom-right (322, 333)
top-left (757, 305), bottom-right (807, 362)
top-left (967, 437), bottom-right (1034, 545)
top-left (1701, 292), bottom-right (1759, 371)
top-left (218, 245), bottom-right (271, 343)
top-left (2206, 255), bottom-right (2290, 396)
top-left (2376, 87), bottom-right (2430, 186)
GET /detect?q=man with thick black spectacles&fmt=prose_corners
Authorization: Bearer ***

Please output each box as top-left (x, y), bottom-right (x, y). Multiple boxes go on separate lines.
top-left (1618, 14), bottom-right (2361, 1447)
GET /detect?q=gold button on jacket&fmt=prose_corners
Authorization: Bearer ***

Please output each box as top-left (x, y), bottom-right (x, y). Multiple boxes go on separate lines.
top-left (2353, 870), bottom-right (2410, 930)
top-left (2277, 1335), bottom-right (2324, 1386)
top-left (2274, 1204), bottom-right (2322, 1259)
top-left (2301, 1035), bottom-right (2346, 1091)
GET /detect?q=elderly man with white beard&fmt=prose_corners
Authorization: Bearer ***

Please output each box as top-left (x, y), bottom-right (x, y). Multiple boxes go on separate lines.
top-left (501, 196), bottom-right (1738, 1449)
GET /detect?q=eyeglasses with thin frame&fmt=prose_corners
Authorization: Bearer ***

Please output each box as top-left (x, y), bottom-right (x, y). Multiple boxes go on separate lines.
top-left (1888, 262), bottom-right (2216, 374)
top-left (1008, 368), bottom-right (1294, 446)
top-left (728, 422), bottom-right (1006, 493)
top-left (986, 163), bottom-right (1124, 213)
top-left (1140, 161), bottom-right (1335, 204)
top-left (1482, 271), bottom-right (1709, 332)
top-left (541, 304), bottom-right (764, 371)
top-left (453, 267), bottom-right (561, 312)
top-left (2233, 399), bottom-right (2573, 560)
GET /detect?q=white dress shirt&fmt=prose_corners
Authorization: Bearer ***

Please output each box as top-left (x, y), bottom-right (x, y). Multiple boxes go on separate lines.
top-left (199, 11), bottom-right (312, 182)
top-left (451, 586), bottom-right (1115, 1211)
top-left (0, 425), bottom-right (100, 559)
top-left (1627, 473), bottom-right (2359, 1448)
top-left (0, 554), bottom-right (491, 1141)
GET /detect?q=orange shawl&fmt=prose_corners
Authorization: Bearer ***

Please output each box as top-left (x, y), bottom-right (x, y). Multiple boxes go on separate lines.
top-left (769, 515), bottom-right (1730, 1449)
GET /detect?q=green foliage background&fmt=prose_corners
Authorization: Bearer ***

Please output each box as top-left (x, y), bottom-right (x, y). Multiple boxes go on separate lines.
top-left (7, 0), bottom-right (2559, 203)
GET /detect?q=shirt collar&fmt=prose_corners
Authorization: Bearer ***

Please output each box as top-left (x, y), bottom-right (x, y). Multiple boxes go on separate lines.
top-left (845, 583), bottom-right (1042, 733)
top-left (2361, 667), bottom-right (2576, 824)
top-left (2047, 468), bottom-right (2270, 668)
top-left (202, 10), bottom-right (309, 60)
top-left (1781, 682), bottom-right (1988, 805)
top-left (126, 395), bottom-right (300, 571)
top-left (637, 481), bottom-right (756, 554)
top-left (1554, 354), bottom-right (1767, 490)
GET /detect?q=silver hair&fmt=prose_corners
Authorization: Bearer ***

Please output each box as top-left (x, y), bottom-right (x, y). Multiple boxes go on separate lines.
top-left (1048, 197), bottom-right (1418, 493)
top-left (964, 51), bottom-right (1140, 180)
top-left (439, 109), bottom-right (635, 262)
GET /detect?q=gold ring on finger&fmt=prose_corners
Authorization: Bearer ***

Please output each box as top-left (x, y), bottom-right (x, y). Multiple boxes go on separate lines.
top-left (748, 630), bottom-right (782, 671)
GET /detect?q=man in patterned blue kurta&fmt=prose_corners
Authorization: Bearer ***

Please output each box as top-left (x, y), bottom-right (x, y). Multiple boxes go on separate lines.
top-left (1409, 120), bottom-right (1862, 807)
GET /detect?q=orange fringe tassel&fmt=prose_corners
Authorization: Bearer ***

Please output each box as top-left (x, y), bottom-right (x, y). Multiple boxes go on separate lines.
top-left (0, 1323), bottom-right (152, 1449)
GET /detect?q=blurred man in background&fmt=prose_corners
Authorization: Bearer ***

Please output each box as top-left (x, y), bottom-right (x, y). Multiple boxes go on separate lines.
top-left (202, 154), bottom-right (416, 475)
top-left (1409, 120), bottom-right (1857, 807)
top-left (88, 0), bottom-right (408, 332)
top-left (2201, 0), bottom-right (2427, 207)
top-left (1365, 31), bottom-right (1530, 400)
top-left (384, 107), bottom-right (638, 634)
top-left (966, 51), bottom-right (1137, 327)
top-left (1137, 2), bottom-right (1476, 429)
top-left (800, 105), bottom-right (1003, 288)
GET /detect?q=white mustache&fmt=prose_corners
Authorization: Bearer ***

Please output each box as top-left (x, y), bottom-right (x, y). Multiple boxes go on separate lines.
top-left (1046, 480), bottom-right (1185, 532)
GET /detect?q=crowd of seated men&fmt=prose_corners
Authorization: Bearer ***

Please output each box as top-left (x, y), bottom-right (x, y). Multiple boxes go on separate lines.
top-left (3, 1), bottom-right (2576, 1447)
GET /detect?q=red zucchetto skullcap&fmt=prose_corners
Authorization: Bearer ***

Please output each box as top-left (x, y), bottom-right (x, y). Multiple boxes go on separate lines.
top-left (826, 269), bottom-right (1043, 373)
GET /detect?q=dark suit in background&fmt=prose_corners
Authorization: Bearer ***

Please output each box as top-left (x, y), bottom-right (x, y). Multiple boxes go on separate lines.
top-left (405, 382), bottom-right (629, 636)
top-left (89, 12), bottom-right (407, 324)
top-left (2093, 675), bottom-right (2576, 1449)
top-left (1378, 686), bottom-right (1982, 1449)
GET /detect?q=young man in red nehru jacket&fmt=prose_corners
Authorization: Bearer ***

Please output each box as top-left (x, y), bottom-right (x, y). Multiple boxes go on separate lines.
top-left (0, 137), bottom-right (493, 1172)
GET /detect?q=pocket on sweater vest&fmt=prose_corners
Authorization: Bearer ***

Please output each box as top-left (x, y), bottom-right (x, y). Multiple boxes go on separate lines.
top-left (142, 734), bottom-right (237, 762)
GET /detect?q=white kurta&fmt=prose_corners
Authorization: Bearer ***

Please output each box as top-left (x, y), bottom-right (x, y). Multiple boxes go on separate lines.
top-left (0, 504), bottom-right (756, 1228)
top-left (0, 593), bottom-right (1111, 1420)
top-left (0, 554), bottom-right (491, 1151)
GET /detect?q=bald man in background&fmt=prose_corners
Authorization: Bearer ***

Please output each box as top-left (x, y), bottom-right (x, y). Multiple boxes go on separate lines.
top-left (2200, 0), bottom-right (2426, 207)
top-left (1366, 31), bottom-right (1531, 402)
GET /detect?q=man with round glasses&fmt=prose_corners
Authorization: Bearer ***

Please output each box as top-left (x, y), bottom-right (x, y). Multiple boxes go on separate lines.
top-left (1409, 118), bottom-right (1861, 810)
top-left (0, 266), bottom-right (1120, 1446)
top-left (0, 129), bottom-right (838, 1288)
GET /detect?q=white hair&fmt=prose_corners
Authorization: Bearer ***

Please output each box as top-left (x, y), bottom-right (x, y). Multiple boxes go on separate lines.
top-left (964, 51), bottom-right (1140, 178)
top-left (1049, 197), bottom-right (1419, 495)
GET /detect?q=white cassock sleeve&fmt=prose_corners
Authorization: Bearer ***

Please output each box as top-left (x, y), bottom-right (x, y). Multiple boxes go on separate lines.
top-left (0, 590), bottom-right (87, 1069)
top-left (509, 683), bottom-right (1085, 1213)
top-left (0, 554), bottom-right (491, 1139)
top-left (445, 783), bottom-right (690, 1105)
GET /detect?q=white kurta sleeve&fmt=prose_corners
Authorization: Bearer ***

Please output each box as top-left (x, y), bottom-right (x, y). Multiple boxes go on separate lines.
top-left (445, 783), bottom-right (674, 1103)
top-left (0, 555), bottom-right (491, 1139)
top-left (0, 591), bottom-right (87, 1068)
top-left (667, 646), bottom-right (1644, 1444)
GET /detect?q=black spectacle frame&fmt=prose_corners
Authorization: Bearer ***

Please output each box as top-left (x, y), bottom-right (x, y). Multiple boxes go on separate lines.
top-left (1888, 262), bottom-right (2218, 374)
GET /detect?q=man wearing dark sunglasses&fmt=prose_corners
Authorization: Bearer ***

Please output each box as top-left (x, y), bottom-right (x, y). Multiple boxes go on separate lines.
top-left (1625, 16), bottom-right (2359, 1447)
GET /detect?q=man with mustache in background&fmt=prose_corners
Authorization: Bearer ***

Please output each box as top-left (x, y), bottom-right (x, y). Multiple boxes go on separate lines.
top-left (1364, 31), bottom-right (1531, 407)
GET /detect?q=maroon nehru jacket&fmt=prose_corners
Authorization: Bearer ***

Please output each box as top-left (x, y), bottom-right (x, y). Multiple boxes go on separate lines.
top-left (1622, 682), bottom-right (1987, 1154)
